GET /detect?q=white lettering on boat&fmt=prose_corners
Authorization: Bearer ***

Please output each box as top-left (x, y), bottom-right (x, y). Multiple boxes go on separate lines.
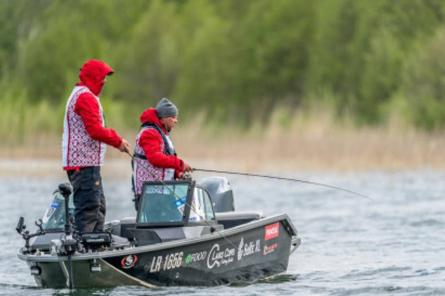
top-left (207, 244), bottom-right (235, 269)
top-left (149, 255), bottom-right (162, 272)
top-left (149, 251), bottom-right (183, 273)
top-left (237, 237), bottom-right (261, 261)
top-left (184, 251), bottom-right (207, 265)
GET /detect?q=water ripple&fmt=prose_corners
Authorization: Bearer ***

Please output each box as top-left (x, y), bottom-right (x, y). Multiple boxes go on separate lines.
top-left (409, 219), bottom-right (443, 227)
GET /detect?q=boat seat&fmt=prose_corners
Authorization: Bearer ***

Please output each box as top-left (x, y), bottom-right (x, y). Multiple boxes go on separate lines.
top-left (111, 234), bottom-right (131, 249)
top-left (104, 217), bottom-right (137, 240)
top-left (120, 217), bottom-right (136, 224)
top-left (215, 211), bottom-right (263, 229)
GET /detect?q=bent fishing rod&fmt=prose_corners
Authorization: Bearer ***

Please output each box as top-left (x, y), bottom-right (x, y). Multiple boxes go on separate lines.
top-left (193, 168), bottom-right (372, 201)
top-left (125, 151), bottom-right (371, 200)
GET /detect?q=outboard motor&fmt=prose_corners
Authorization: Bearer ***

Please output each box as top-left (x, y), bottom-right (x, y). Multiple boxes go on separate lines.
top-left (199, 177), bottom-right (234, 212)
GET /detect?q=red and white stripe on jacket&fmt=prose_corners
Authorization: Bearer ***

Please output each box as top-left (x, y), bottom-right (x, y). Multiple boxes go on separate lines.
top-left (62, 86), bottom-right (106, 168)
top-left (133, 126), bottom-right (175, 195)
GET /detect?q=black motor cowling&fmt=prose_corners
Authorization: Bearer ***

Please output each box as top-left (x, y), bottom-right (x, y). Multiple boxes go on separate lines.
top-left (199, 177), bottom-right (234, 212)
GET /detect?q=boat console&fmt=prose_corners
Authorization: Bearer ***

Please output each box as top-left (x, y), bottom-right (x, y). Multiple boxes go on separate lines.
top-left (128, 179), bottom-right (221, 246)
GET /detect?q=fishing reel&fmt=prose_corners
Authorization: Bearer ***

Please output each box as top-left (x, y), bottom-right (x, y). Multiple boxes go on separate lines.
top-left (181, 171), bottom-right (193, 180)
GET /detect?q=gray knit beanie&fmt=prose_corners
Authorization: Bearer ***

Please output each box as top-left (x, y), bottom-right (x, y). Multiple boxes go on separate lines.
top-left (155, 98), bottom-right (178, 118)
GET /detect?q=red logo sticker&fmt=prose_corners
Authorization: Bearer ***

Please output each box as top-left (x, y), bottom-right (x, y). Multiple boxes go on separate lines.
top-left (264, 222), bottom-right (280, 240)
top-left (121, 254), bottom-right (138, 269)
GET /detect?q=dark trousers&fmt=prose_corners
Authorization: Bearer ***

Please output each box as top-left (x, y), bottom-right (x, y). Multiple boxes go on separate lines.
top-left (67, 167), bottom-right (106, 233)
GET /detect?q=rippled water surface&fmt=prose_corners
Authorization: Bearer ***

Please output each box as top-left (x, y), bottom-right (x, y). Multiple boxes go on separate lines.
top-left (1, 167), bottom-right (444, 295)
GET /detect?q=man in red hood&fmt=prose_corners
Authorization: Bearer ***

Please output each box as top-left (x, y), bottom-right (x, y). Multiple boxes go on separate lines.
top-left (132, 98), bottom-right (192, 209)
top-left (62, 59), bottom-right (131, 233)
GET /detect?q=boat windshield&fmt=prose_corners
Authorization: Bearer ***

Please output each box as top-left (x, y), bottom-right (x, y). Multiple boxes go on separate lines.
top-left (41, 190), bottom-right (74, 231)
top-left (138, 183), bottom-right (189, 224)
top-left (189, 187), bottom-right (215, 222)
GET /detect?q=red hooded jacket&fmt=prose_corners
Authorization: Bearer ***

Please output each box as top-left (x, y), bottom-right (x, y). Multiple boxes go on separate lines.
top-left (138, 108), bottom-right (185, 175)
top-left (74, 60), bottom-right (122, 149)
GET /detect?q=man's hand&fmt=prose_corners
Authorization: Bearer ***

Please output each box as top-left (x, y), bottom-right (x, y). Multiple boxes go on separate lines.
top-left (119, 139), bottom-right (131, 153)
top-left (176, 162), bottom-right (192, 180)
top-left (183, 162), bottom-right (192, 172)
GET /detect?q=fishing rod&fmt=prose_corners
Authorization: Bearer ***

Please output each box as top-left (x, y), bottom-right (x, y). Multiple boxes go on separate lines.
top-left (193, 168), bottom-right (373, 201)
top-left (125, 150), bottom-right (371, 200)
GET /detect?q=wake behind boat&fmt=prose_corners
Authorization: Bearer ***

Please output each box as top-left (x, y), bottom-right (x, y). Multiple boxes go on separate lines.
top-left (16, 177), bottom-right (300, 288)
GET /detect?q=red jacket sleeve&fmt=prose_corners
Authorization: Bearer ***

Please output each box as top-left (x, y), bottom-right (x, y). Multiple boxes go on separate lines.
top-left (139, 129), bottom-right (184, 172)
top-left (74, 93), bottom-right (123, 148)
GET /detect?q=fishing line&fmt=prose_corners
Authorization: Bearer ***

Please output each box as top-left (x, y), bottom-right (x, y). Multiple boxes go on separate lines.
top-left (193, 168), bottom-right (373, 201)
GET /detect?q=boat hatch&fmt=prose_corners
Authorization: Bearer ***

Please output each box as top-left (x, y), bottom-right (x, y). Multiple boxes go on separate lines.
top-left (137, 180), bottom-right (216, 227)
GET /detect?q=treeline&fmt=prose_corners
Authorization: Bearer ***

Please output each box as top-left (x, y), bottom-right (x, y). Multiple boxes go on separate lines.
top-left (2, 0), bottom-right (445, 131)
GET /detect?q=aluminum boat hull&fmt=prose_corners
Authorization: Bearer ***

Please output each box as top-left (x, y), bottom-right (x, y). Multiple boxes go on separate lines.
top-left (18, 215), bottom-right (300, 288)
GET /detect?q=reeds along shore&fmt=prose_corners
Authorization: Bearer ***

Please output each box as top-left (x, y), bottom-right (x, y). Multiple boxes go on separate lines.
top-left (1, 109), bottom-right (445, 172)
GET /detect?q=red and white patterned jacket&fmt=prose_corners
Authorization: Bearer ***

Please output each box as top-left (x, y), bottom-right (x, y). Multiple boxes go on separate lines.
top-left (62, 60), bottom-right (122, 170)
top-left (132, 108), bottom-right (185, 195)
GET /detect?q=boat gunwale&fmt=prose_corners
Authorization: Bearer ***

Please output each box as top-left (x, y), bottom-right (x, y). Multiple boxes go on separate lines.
top-left (18, 213), bottom-right (298, 262)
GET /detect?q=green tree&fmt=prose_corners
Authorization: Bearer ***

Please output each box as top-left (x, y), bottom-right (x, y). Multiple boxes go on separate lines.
top-left (402, 27), bottom-right (445, 129)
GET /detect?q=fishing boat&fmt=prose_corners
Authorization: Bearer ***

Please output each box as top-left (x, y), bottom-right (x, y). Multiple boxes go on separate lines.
top-left (16, 177), bottom-right (301, 289)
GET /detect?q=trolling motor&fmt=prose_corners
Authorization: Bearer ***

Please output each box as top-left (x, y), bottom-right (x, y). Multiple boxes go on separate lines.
top-left (58, 183), bottom-right (77, 256)
top-left (57, 183), bottom-right (77, 289)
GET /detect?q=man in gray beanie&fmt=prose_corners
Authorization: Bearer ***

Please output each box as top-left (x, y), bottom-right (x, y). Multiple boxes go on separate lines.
top-left (156, 97), bottom-right (178, 120)
top-left (131, 98), bottom-right (192, 208)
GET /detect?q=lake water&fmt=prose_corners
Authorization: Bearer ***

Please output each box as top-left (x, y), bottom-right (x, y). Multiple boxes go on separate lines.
top-left (0, 166), bottom-right (444, 295)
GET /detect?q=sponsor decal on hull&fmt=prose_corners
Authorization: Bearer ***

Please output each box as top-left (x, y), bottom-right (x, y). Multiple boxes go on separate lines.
top-left (184, 251), bottom-right (207, 265)
top-left (237, 237), bottom-right (261, 261)
top-left (264, 222), bottom-right (280, 240)
top-left (142, 228), bottom-right (281, 274)
top-left (207, 244), bottom-right (236, 269)
top-left (263, 243), bottom-right (278, 255)
top-left (121, 254), bottom-right (138, 269)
